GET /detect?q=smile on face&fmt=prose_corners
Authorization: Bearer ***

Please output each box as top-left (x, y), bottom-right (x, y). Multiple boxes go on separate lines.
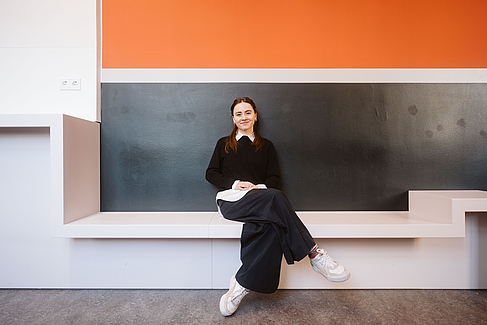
top-left (232, 102), bottom-right (257, 135)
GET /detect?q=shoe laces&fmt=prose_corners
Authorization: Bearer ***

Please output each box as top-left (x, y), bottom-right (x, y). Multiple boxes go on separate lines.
top-left (317, 249), bottom-right (338, 269)
top-left (230, 280), bottom-right (249, 306)
top-left (230, 286), bottom-right (249, 306)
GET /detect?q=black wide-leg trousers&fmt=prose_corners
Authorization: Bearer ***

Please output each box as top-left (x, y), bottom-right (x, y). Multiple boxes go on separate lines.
top-left (217, 188), bottom-right (316, 294)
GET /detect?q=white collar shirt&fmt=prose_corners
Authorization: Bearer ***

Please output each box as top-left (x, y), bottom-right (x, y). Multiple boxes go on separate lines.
top-left (236, 131), bottom-right (255, 142)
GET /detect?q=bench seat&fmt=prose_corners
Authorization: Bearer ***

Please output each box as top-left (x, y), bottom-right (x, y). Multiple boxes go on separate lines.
top-left (61, 190), bottom-right (487, 238)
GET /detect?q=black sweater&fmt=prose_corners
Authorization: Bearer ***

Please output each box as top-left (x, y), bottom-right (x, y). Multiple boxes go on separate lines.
top-left (206, 136), bottom-right (281, 190)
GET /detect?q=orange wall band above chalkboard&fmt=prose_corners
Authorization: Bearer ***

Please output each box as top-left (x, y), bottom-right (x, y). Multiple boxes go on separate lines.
top-left (102, 0), bottom-right (487, 69)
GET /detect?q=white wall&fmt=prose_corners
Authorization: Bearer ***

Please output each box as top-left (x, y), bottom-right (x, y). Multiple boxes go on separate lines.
top-left (0, 0), bottom-right (99, 121)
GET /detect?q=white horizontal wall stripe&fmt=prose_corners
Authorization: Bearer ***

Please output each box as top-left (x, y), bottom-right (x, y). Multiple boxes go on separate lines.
top-left (101, 68), bottom-right (487, 83)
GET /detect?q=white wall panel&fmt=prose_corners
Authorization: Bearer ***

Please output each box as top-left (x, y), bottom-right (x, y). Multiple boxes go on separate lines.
top-left (69, 239), bottom-right (213, 289)
top-left (0, 0), bottom-right (99, 121)
top-left (0, 48), bottom-right (97, 120)
top-left (0, 128), bottom-right (71, 287)
top-left (0, 0), bottom-right (96, 48)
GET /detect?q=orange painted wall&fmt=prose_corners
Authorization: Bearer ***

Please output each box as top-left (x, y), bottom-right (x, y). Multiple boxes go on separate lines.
top-left (102, 0), bottom-right (487, 68)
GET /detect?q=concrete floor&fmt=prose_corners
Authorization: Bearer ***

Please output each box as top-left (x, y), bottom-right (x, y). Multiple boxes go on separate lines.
top-left (1, 289), bottom-right (486, 325)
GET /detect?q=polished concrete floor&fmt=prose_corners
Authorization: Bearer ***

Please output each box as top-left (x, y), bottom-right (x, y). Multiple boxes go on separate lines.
top-left (1, 289), bottom-right (486, 325)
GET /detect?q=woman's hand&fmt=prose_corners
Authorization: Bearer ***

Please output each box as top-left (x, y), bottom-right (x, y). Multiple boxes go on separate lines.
top-left (235, 181), bottom-right (258, 191)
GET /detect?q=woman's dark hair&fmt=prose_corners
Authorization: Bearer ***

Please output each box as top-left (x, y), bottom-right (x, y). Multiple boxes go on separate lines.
top-left (224, 97), bottom-right (264, 153)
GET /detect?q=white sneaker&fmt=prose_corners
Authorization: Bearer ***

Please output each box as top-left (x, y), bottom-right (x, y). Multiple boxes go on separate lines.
top-left (310, 249), bottom-right (350, 282)
top-left (219, 275), bottom-right (249, 316)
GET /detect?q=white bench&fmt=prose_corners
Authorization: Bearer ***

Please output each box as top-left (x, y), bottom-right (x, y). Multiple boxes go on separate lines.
top-left (57, 190), bottom-right (487, 238)
top-left (2, 114), bottom-right (487, 239)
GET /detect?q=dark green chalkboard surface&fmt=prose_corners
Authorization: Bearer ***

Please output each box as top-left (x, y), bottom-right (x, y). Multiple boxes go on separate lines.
top-left (100, 83), bottom-right (487, 211)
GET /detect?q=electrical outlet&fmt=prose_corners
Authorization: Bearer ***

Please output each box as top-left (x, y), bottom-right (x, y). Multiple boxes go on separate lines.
top-left (60, 78), bottom-right (81, 91)
top-left (70, 79), bottom-right (81, 90)
top-left (60, 79), bottom-right (70, 89)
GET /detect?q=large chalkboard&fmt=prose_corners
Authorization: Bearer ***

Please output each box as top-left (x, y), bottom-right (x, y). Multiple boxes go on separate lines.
top-left (100, 83), bottom-right (487, 211)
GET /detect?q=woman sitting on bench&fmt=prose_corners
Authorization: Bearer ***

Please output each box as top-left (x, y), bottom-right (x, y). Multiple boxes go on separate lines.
top-left (206, 97), bottom-right (350, 317)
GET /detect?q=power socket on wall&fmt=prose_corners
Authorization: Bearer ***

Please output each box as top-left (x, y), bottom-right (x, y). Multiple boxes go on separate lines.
top-left (60, 78), bottom-right (81, 91)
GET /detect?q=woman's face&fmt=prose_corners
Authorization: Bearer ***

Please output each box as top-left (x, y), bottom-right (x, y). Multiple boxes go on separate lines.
top-left (232, 102), bottom-right (257, 135)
